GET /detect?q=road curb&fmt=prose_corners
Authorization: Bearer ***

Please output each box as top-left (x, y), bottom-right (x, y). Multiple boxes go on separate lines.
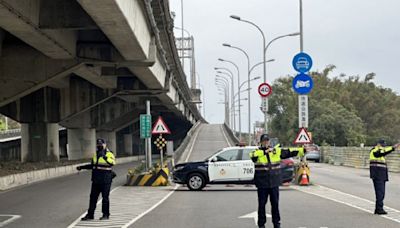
top-left (0, 156), bottom-right (140, 191)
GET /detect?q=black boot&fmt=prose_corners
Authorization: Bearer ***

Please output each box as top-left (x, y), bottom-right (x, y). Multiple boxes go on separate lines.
top-left (374, 209), bottom-right (388, 215)
top-left (99, 215), bottom-right (110, 220)
top-left (81, 214), bottom-right (94, 221)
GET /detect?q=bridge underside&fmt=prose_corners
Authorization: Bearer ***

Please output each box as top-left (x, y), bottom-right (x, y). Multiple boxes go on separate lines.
top-left (0, 0), bottom-right (202, 162)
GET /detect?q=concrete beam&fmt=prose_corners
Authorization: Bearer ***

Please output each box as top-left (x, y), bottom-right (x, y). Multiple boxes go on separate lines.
top-left (0, 0), bottom-right (76, 59)
top-left (0, 44), bottom-right (79, 107)
top-left (78, 0), bottom-right (151, 60)
top-left (74, 66), bottom-right (117, 89)
top-left (39, 0), bottom-right (97, 30)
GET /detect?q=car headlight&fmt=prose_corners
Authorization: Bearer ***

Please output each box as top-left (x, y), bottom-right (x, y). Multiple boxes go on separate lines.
top-left (174, 166), bottom-right (185, 172)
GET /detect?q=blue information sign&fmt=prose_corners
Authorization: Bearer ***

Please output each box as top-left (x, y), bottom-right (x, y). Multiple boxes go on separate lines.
top-left (292, 52), bottom-right (313, 73)
top-left (292, 73), bottom-right (313, 94)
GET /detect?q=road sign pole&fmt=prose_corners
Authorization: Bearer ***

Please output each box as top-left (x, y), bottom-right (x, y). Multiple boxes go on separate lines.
top-left (160, 148), bottom-right (164, 168)
top-left (146, 100), bottom-right (152, 171)
top-left (298, 0), bottom-right (308, 130)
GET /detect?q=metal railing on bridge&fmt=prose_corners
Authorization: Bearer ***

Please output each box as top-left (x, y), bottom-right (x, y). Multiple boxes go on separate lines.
top-left (0, 129), bottom-right (21, 140)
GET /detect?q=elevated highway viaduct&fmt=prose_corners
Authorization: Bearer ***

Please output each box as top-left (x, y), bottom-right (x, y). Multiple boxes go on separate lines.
top-left (0, 0), bottom-right (203, 162)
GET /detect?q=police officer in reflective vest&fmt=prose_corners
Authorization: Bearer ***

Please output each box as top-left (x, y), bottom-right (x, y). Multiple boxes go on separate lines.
top-left (77, 138), bottom-right (116, 220)
top-left (250, 134), bottom-right (305, 228)
top-left (369, 139), bottom-right (399, 215)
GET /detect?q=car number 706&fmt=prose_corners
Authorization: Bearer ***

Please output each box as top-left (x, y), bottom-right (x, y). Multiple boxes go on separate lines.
top-left (243, 168), bottom-right (254, 174)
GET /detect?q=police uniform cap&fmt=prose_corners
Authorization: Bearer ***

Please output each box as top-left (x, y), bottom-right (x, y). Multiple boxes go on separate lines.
top-left (260, 134), bottom-right (270, 142)
top-left (377, 139), bottom-right (386, 146)
top-left (97, 138), bottom-right (106, 145)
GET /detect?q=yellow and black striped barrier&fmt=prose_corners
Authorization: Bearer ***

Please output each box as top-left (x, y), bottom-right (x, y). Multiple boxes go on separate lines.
top-left (126, 168), bottom-right (169, 187)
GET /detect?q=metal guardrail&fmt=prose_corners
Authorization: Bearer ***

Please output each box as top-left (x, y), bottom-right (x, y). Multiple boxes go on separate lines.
top-left (222, 123), bottom-right (240, 145)
top-left (173, 121), bottom-right (202, 163)
top-left (0, 129), bottom-right (21, 140)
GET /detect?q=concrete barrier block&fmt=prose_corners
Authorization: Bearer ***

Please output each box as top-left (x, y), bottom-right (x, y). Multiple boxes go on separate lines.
top-left (0, 156), bottom-right (139, 191)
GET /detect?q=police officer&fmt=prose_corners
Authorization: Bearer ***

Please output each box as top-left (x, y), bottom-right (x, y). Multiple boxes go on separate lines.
top-left (250, 134), bottom-right (305, 228)
top-left (77, 138), bottom-right (116, 220)
top-left (369, 139), bottom-right (399, 215)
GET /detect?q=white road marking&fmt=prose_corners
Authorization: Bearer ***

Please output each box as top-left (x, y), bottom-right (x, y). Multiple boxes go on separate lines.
top-left (0, 214), bottom-right (21, 227)
top-left (68, 124), bottom-right (204, 228)
top-left (239, 211), bottom-right (271, 225)
top-left (291, 184), bottom-right (400, 224)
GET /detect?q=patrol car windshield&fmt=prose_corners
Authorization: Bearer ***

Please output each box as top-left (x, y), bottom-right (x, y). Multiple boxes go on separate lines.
top-left (203, 149), bottom-right (223, 161)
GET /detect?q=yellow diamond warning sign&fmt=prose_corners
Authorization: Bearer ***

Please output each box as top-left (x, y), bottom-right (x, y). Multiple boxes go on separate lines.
top-left (151, 116), bottom-right (171, 134)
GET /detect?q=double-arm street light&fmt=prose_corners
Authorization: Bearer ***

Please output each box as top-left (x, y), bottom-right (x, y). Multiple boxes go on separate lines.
top-left (230, 14), bottom-right (300, 134)
top-left (218, 58), bottom-right (242, 140)
top-left (222, 43), bottom-right (253, 145)
top-left (214, 67), bottom-right (235, 131)
top-left (216, 74), bottom-right (234, 129)
top-left (215, 81), bottom-right (230, 126)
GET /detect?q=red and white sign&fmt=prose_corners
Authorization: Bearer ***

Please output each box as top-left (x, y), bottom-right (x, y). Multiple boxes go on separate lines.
top-left (152, 116), bottom-right (171, 134)
top-left (294, 128), bottom-right (312, 144)
top-left (258, 83), bottom-right (272, 97)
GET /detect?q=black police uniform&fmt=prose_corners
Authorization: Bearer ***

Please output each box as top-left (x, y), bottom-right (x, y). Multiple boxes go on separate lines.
top-left (250, 136), bottom-right (304, 228)
top-left (78, 139), bottom-right (116, 220)
top-left (369, 140), bottom-right (395, 214)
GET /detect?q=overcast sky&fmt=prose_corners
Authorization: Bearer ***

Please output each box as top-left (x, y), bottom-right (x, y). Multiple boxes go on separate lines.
top-left (169, 0), bottom-right (400, 131)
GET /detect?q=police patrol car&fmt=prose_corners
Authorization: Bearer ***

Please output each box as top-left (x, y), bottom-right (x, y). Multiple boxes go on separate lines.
top-left (172, 146), bottom-right (295, 190)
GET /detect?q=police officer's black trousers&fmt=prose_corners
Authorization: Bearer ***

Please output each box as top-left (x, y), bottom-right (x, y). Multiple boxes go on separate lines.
top-left (373, 180), bottom-right (386, 210)
top-left (88, 183), bottom-right (111, 217)
top-left (257, 187), bottom-right (280, 227)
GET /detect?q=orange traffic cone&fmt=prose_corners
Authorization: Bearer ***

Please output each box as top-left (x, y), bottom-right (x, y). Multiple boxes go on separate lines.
top-left (299, 169), bottom-right (309, 186)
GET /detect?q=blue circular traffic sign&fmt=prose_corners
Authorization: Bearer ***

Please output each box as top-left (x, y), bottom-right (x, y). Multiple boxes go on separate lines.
top-left (292, 73), bottom-right (313, 94)
top-left (292, 52), bottom-right (313, 73)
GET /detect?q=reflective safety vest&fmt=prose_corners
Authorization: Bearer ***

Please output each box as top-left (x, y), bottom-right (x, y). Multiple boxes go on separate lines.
top-left (250, 144), bottom-right (304, 188)
top-left (369, 145), bottom-right (394, 181)
top-left (369, 146), bottom-right (393, 167)
top-left (92, 149), bottom-right (116, 171)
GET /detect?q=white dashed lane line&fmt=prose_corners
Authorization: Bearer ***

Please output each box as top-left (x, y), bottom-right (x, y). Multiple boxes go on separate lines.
top-left (291, 184), bottom-right (400, 224)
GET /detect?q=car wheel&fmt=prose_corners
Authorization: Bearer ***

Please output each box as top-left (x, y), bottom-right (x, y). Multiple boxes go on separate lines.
top-left (187, 173), bottom-right (206, 191)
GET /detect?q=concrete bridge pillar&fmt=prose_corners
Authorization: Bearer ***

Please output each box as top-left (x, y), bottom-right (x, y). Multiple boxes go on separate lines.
top-left (97, 131), bottom-right (116, 155)
top-left (21, 123), bottom-right (60, 162)
top-left (123, 134), bottom-right (133, 156)
top-left (67, 128), bottom-right (96, 160)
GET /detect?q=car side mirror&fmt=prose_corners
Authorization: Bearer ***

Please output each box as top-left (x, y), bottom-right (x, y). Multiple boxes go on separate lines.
top-left (211, 157), bottom-right (218, 162)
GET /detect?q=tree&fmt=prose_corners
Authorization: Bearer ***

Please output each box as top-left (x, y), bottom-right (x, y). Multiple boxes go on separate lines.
top-left (268, 66), bottom-right (400, 146)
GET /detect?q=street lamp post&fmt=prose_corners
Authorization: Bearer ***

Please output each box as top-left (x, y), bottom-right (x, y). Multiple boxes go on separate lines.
top-left (215, 67), bottom-right (235, 131)
top-left (230, 15), bottom-right (268, 134)
top-left (218, 58), bottom-right (242, 140)
top-left (231, 15), bottom-right (301, 134)
top-left (216, 82), bottom-right (230, 125)
top-left (249, 59), bottom-right (276, 76)
top-left (223, 43), bottom-right (252, 145)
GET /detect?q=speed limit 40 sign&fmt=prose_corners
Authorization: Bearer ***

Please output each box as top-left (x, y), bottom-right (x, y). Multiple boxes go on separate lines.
top-left (258, 83), bottom-right (272, 97)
